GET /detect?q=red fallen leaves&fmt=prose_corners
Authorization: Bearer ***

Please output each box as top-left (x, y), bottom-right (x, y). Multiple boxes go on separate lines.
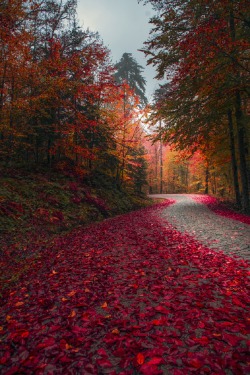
top-left (192, 336), bottom-right (209, 345)
top-left (154, 305), bottom-right (170, 314)
top-left (222, 333), bottom-right (243, 346)
top-left (187, 358), bottom-right (203, 369)
top-left (136, 352), bottom-right (145, 365)
top-left (136, 354), bottom-right (164, 375)
top-left (147, 357), bottom-right (164, 365)
top-left (232, 296), bottom-right (246, 307)
top-left (140, 363), bottom-right (163, 374)
top-left (0, 200), bottom-right (249, 374)
top-left (96, 358), bottom-right (113, 368)
top-left (36, 337), bottom-right (56, 349)
top-left (191, 194), bottom-right (250, 225)
top-left (152, 318), bottom-right (166, 326)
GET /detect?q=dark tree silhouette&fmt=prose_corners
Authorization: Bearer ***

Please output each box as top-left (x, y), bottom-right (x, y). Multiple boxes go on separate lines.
top-left (114, 53), bottom-right (148, 106)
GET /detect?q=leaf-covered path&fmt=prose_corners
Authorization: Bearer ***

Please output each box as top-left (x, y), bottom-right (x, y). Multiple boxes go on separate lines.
top-left (150, 194), bottom-right (250, 261)
top-left (0, 199), bottom-right (249, 374)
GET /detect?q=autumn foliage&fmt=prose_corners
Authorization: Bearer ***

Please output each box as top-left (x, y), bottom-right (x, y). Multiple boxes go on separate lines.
top-left (0, 0), bottom-right (148, 191)
top-left (141, 0), bottom-right (250, 210)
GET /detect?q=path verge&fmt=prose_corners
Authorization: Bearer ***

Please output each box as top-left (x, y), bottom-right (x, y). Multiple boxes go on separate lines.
top-left (191, 195), bottom-right (250, 225)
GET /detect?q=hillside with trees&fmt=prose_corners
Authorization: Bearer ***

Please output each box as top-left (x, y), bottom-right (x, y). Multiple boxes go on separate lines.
top-left (0, 0), bottom-right (151, 281)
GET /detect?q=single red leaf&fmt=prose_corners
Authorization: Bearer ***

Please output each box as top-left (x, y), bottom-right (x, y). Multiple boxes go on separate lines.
top-left (140, 363), bottom-right (163, 374)
top-left (97, 358), bottom-right (113, 368)
top-left (147, 357), bottom-right (163, 365)
top-left (21, 331), bottom-right (29, 338)
top-left (193, 336), bottom-right (209, 345)
top-left (97, 348), bottom-right (108, 357)
top-left (155, 306), bottom-right (169, 314)
top-left (136, 353), bottom-right (145, 365)
top-left (37, 337), bottom-right (56, 348)
top-left (188, 358), bottom-right (203, 369)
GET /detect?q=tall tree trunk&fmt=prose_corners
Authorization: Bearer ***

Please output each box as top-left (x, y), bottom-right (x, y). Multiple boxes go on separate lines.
top-left (35, 136), bottom-right (39, 164)
top-left (74, 129), bottom-right (78, 164)
top-left (235, 92), bottom-right (249, 212)
top-left (227, 109), bottom-right (241, 207)
top-left (0, 62), bottom-right (7, 115)
top-left (204, 160), bottom-right (209, 194)
top-left (154, 144), bottom-right (158, 193)
top-left (159, 120), bottom-right (163, 194)
top-left (185, 163), bottom-right (189, 192)
top-left (120, 87), bottom-right (127, 185)
top-left (47, 137), bottom-right (51, 166)
top-left (229, 7), bottom-right (249, 211)
top-left (120, 123), bottom-right (126, 184)
top-left (7, 74), bottom-right (15, 163)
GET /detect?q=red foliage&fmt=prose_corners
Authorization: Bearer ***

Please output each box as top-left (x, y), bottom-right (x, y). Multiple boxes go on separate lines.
top-left (191, 195), bottom-right (250, 225)
top-left (0, 200), bottom-right (249, 374)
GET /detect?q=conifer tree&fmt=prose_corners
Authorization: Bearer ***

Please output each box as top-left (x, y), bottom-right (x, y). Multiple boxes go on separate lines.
top-left (114, 53), bottom-right (148, 106)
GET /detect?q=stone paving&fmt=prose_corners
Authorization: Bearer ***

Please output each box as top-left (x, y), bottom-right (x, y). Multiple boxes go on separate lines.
top-left (149, 194), bottom-right (250, 262)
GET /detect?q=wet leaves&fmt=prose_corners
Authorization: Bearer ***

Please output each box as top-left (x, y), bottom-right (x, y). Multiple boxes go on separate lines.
top-left (0, 200), bottom-right (249, 374)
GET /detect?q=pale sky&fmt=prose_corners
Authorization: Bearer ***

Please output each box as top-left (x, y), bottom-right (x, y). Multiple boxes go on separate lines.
top-left (77, 0), bottom-right (161, 101)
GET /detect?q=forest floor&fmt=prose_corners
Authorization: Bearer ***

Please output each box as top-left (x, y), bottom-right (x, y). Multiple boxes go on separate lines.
top-left (0, 167), bottom-right (152, 294)
top-left (0, 195), bottom-right (249, 374)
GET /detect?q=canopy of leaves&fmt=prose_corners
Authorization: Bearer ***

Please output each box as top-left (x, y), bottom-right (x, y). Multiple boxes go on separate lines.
top-left (140, 0), bottom-right (250, 208)
top-left (0, 0), bottom-right (148, 192)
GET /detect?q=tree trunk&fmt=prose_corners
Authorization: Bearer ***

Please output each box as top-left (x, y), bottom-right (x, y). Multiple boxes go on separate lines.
top-left (185, 163), bottom-right (189, 192)
top-left (159, 120), bottom-right (163, 194)
top-left (35, 136), bottom-right (39, 164)
top-left (235, 92), bottom-right (249, 212)
top-left (154, 144), bottom-right (158, 192)
top-left (120, 87), bottom-right (127, 185)
top-left (229, 8), bottom-right (249, 211)
top-left (204, 160), bottom-right (209, 194)
top-left (47, 137), bottom-right (51, 166)
top-left (227, 109), bottom-right (241, 207)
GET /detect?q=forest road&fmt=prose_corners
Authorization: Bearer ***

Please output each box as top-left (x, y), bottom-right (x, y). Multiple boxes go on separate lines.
top-left (149, 194), bottom-right (250, 261)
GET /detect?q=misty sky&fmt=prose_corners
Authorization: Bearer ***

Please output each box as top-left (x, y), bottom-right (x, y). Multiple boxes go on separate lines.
top-left (77, 0), bottom-right (161, 101)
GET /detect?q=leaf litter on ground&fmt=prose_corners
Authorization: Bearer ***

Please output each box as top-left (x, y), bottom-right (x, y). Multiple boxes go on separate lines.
top-left (191, 195), bottom-right (250, 225)
top-left (0, 200), bottom-right (249, 374)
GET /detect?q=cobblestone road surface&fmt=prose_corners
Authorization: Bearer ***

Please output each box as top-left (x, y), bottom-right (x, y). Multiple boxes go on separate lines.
top-left (149, 194), bottom-right (250, 261)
